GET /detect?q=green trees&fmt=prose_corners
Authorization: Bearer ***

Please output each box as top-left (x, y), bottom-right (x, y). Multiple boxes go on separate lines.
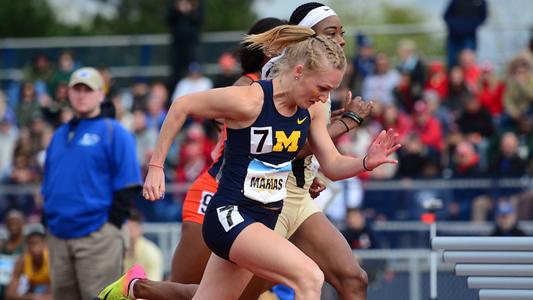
top-left (0, 0), bottom-right (256, 37)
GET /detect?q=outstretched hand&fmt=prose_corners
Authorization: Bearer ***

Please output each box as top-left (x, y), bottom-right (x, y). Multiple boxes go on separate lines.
top-left (365, 129), bottom-right (401, 170)
top-left (344, 91), bottom-right (373, 120)
top-left (143, 167), bottom-right (166, 201)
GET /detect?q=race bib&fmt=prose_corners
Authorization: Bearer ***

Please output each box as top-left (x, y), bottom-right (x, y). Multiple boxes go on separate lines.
top-left (197, 191), bottom-right (214, 215)
top-left (250, 126), bottom-right (273, 154)
top-left (216, 205), bottom-right (244, 232)
top-left (243, 159), bottom-right (292, 204)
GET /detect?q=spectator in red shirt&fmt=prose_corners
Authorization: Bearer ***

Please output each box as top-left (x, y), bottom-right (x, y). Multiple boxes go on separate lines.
top-left (412, 100), bottom-right (444, 156)
top-left (477, 62), bottom-right (505, 118)
top-left (459, 49), bottom-right (481, 93)
top-left (175, 122), bottom-right (214, 184)
top-left (425, 60), bottom-right (448, 100)
top-left (380, 104), bottom-right (412, 144)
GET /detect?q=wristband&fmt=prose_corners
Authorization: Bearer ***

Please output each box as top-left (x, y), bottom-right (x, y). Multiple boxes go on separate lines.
top-left (363, 155), bottom-right (372, 171)
top-left (342, 111), bottom-right (364, 126)
top-left (338, 118), bottom-right (350, 133)
top-left (148, 163), bottom-right (164, 170)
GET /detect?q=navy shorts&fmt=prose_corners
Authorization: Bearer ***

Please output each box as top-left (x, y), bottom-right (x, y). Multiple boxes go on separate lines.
top-left (202, 195), bottom-right (283, 260)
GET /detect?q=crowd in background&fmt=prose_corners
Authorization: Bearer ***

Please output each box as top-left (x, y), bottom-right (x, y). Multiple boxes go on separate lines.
top-left (1, 33), bottom-right (533, 226)
top-left (1, 2), bottom-right (533, 245)
top-left (0, 1), bottom-right (533, 298)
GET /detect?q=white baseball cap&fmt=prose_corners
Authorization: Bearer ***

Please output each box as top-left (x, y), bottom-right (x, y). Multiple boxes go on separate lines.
top-left (68, 67), bottom-right (104, 91)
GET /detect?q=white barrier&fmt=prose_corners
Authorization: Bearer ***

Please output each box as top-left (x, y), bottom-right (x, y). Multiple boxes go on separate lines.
top-left (479, 289), bottom-right (533, 300)
top-left (432, 236), bottom-right (533, 300)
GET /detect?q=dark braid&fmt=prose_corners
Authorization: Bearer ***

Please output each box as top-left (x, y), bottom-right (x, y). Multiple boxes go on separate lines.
top-left (288, 2), bottom-right (325, 25)
top-left (240, 18), bottom-right (287, 75)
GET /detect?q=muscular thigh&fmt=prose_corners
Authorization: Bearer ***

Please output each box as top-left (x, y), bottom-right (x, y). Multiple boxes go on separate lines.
top-left (171, 221), bottom-right (212, 284)
top-left (275, 192), bottom-right (320, 238)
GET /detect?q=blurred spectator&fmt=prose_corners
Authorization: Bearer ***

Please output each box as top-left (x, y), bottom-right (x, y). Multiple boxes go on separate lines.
top-left (41, 67), bottom-right (142, 300)
top-left (15, 83), bottom-right (40, 129)
top-left (0, 210), bottom-right (25, 256)
top-left (380, 105), bottom-right (412, 143)
top-left (22, 53), bottom-right (54, 85)
top-left (488, 132), bottom-right (527, 177)
top-left (0, 91), bottom-right (16, 127)
top-left (167, 0), bottom-right (204, 85)
top-left (395, 39), bottom-right (426, 111)
top-left (145, 82), bottom-right (169, 131)
top-left (457, 95), bottom-right (494, 171)
top-left (490, 201), bottom-right (526, 236)
top-left (175, 122), bottom-right (214, 184)
top-left (171, 62), bottom-right (213, 101)
top-left (451, 140), bottom-right (482, 178)
top-left (456, 93), bottom-right (494, 147)
top-left (112, 95), bottom-right (134, 132)
top-left (0, 210), bottom-right (25, 299)
top-left (124, 210), bottom-right (163, 281)
top-left (314, 176), bottom-right (364, 228)
top-left (341, 208), bottom-right (380, 250)
top-left (477, 61), bottom-right (505, 120)
top-left (350, 33), bottom-right (376, 95)
top-left (5, 230), bottom-right (51, 300)
top-left (412, 100), bottom-right (444, 156)
top-left (394, 71), bottom-right (418, 113)
top-left (48, 51), bottom-right (77, 97)
top-left (40, 82), bottom-right (69, 128)
top-left (458, 49), bottom-right (481, 92)
top-left (424, 60), bottom-right (448, 100)
top-left (423, 89), bottom-right (454, 133)
top-left (129, 82), bottom-right (149, 112)
top-left (213, 52), bottom-right (239, 88)
top-left (396, 133), bottom-right (431, 179)
top-left (502, 56), bottom-right (533, 129)
top-left (97, 66), bottom-right (119, 102)
top-left (341, 208), bottom-right (386, 285)
top-left (362, 53), bottom-right (400, 106)
top-left (448, 140), bottom-right (485, 220)
top-left (132, 110), bottom-right (158, 170)
top-left (443, 0), bottom-right (488, 67)
top-left (97, 66), bottom-right (119, 119)
top-left (7, 154), bottom-right (39, 186)
top-left (12, 129), bottom-right (36, 161)
top-left (0, 94), bottom-right (18, 179)
top-left (445, 66), bottom-right (470, 115)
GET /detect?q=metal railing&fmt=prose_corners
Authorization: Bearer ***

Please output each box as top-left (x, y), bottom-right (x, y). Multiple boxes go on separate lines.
top-left (3, 222), bottom-right (530, 299)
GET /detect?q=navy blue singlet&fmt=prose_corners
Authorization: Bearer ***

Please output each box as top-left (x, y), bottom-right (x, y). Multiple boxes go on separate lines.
top-left (202, 80), bottom-right (311, 260)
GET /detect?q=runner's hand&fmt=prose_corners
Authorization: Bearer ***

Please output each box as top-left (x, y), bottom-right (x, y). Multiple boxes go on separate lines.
top-left (365, 129), bottom-right (401, 170)
top-left (309, 177), bottom-right (326, 199)
top-left (344, 91), bottom-right (373, 120)
top-left (143, 166), bottom-right (166, 201)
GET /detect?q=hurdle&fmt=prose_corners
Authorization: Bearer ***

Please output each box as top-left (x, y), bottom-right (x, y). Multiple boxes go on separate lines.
top-left (432, 237), bottom-right (533, 300)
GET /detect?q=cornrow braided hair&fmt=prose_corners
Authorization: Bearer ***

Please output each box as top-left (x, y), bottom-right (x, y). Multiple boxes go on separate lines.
top-left (244, 25), bottom-right (345, 77)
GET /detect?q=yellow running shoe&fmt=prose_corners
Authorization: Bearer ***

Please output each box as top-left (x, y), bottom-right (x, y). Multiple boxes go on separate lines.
top-left (96, 264), bottom-right (146, 300)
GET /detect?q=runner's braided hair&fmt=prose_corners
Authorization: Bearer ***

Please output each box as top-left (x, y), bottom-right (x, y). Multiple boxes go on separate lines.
top-left (243, 25), bottom-right (345, 75)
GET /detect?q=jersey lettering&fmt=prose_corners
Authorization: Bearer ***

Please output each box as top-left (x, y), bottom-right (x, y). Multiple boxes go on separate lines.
top-left (273, 131), bottom-right (301, 152)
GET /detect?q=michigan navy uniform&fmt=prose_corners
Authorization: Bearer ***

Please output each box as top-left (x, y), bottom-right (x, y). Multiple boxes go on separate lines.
top-left (203, 80), bottom-right (311, 260)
